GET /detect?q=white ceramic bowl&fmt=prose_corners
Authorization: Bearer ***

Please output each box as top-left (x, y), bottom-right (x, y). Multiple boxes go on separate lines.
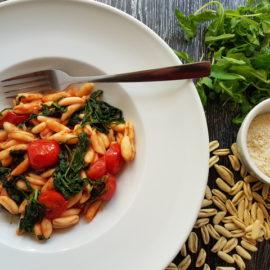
top-left (237, 98), bottom-right (270, 184)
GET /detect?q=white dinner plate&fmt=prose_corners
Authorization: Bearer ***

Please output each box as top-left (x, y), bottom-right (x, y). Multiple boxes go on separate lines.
top-left (0, 0), bottom-right (209, 269)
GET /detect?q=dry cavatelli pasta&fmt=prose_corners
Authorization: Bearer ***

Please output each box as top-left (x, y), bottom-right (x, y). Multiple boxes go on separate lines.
top-left (0, 83), bottom-right (135, 240)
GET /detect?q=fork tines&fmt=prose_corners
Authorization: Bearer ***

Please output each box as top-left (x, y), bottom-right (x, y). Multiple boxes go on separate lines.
top-left (0, 71), bottom-right (51, 97)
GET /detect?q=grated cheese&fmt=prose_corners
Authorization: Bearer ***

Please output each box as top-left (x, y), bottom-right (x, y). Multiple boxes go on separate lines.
top-left (247, 113), bottom-right (270, 177)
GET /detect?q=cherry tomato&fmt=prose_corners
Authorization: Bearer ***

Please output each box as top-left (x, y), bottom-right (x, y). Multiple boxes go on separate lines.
top-left (100, 174), bottom-right (117, 201)
top-left (0, 111), bottom-right (29, 127)
top-left (105, 143), bottom-right (125, 174)
top-left (87, 156), bottom-right (107, 179)
top-left (39, 190), bottom-right (68, 219)
top-left (27, 140), bottom-right (61, 170)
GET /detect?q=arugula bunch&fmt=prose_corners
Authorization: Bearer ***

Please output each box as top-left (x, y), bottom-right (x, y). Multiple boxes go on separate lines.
top-left (175, 0), bottom-right (270, 123)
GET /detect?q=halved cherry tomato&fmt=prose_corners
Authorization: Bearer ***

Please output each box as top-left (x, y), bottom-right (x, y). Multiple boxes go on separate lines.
top-left (105, 143), bottom-right (125, 174)
top-left (100, 174), bottom-right (117, 201)
top-left (39, 190), bottom-right (68, 219)
top-left (0, 111), bottom-right (29, 127)
top-left (87, 156), bottom-right (107, 179)
top-left (27, 140), bottom-right (61, 170)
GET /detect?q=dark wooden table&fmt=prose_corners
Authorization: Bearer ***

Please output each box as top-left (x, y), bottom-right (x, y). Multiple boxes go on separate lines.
top-left (96, 0), bottom-right (270, 269)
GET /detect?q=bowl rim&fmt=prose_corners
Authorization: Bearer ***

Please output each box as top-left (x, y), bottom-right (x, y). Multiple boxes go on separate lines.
top-left (238, 98), bottom-right (270, 184)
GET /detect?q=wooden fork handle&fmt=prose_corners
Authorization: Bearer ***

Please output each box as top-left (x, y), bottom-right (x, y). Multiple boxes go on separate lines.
top-left (73, 61), bottom-right (211, 83)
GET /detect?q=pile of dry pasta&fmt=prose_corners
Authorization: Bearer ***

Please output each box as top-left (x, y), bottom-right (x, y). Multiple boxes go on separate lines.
top-left (166, 141), bottom-right (270, 270)
top-left (0, 83), bottom-right (135, 240)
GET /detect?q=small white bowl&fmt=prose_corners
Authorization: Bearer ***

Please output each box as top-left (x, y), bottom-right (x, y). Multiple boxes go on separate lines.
top-left (237, 98), bottom-right (270, 184)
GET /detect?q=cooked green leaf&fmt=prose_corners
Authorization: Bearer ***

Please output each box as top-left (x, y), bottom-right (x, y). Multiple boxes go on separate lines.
top-left (24, 100), bottom-right (67, 125)
top-left (53, 132), bottom-right (90, 198)
top-left (19, 189), bottom-right (46, 233)
top-left (81, 90), bottom-right (125, 134)
top-left (0, 168), bottom-right (32, 204)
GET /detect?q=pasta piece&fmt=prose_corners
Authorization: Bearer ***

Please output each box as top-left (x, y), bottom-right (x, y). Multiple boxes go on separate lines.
top-left (3, 122), bottom-right (20, 132)
top-left (34, 223), bottom-right (43, 239)
top-left (40, 127), bottom-right (53, 139)
top-left (18, 200), bottom-right (27, 214)
top-left (91, 130), bottom-right (106, 155)
top-left (13, 100), bottom-right (41, 114)
top-left (0, 196), bottom-right (19, 214)
top-left (84, 147), bottom-right (95, 163)
top-left (83, 124), bottom-right (93, 136)
top-left (26, 176), bottom-right (46, 186)
top-left (40, 168), bottom-right (55, 178)
top-left (52, 215), bottom-right (79, 229)
top-left (41, 218), bottom-right (53, 239)
top-left (0, 130), bottom-right (8, 142)
top-left (0, 139), bottom-right (18, 149)
top-left (1, 156), bottom-right (13, 167)
top-left (98, 132), bottom-right (110, 148)
top-left (16, 180), bottom-right (29, 192)
top-left (67, 191), bottom-right (82, 208)
top-left (41, 177), bottom-right (54, 193)
top-left (0, 144), bottom-right (28, 160)
top-left (30, 118), bottom-right (40, 126)
top-left (47, 132), bottom-right (78, 144)
top-left (80, 192), bottom-right (91, 204)
top-left (28, 173), bottom-right (45, 180)
top-left (0, 188), bottom-right (8, 196)
top-left (76, 83), bottom-right (94, 97)
top-left (42, 91), bottom-right (69, 102)
top-left (16, 93), bottom-right (43, 103)
top-left (85, 201), bottom-right (103, 222)
top-left (11, 157), bottom-right (29, 176)
top-left (45, 119), bottom-right (70, 133)
top-left (37, 115), bottom-right (61, 123)
top-left (61, 103), bottom-right (82, 121)
top-left (8, 131), bottom-right (35, 142)
top-left (60, 208), bottom-right (81, 217)
top-left (58, 97), bottom-right (84, 106)
top-left (31, 122), bottom-right (47, 134)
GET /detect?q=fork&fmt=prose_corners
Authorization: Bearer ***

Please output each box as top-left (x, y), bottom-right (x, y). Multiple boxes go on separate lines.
top-left (0, 61), bottom-right (211, 98)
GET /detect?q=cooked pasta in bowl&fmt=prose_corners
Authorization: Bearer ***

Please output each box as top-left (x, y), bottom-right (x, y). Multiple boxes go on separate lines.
top-left (0, 83), bottom-right (135, 240)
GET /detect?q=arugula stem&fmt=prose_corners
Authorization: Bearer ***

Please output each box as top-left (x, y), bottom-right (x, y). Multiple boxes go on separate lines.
top-left (225, 12), bottom-right (263, 17)
top-left (193, 1), bottom-right (222, 16)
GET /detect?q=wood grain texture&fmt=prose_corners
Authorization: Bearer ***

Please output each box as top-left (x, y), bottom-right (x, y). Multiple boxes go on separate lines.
top-left (95, 0), bottom-right (270, 269)
top-left (0, 0), bottom-right (269, 269)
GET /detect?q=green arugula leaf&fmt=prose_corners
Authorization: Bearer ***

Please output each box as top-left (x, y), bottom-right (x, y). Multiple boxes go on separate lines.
top-left (174, 51), bottom-right (194, 63)
top-left (175, 9), bottom-right (198, 40)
